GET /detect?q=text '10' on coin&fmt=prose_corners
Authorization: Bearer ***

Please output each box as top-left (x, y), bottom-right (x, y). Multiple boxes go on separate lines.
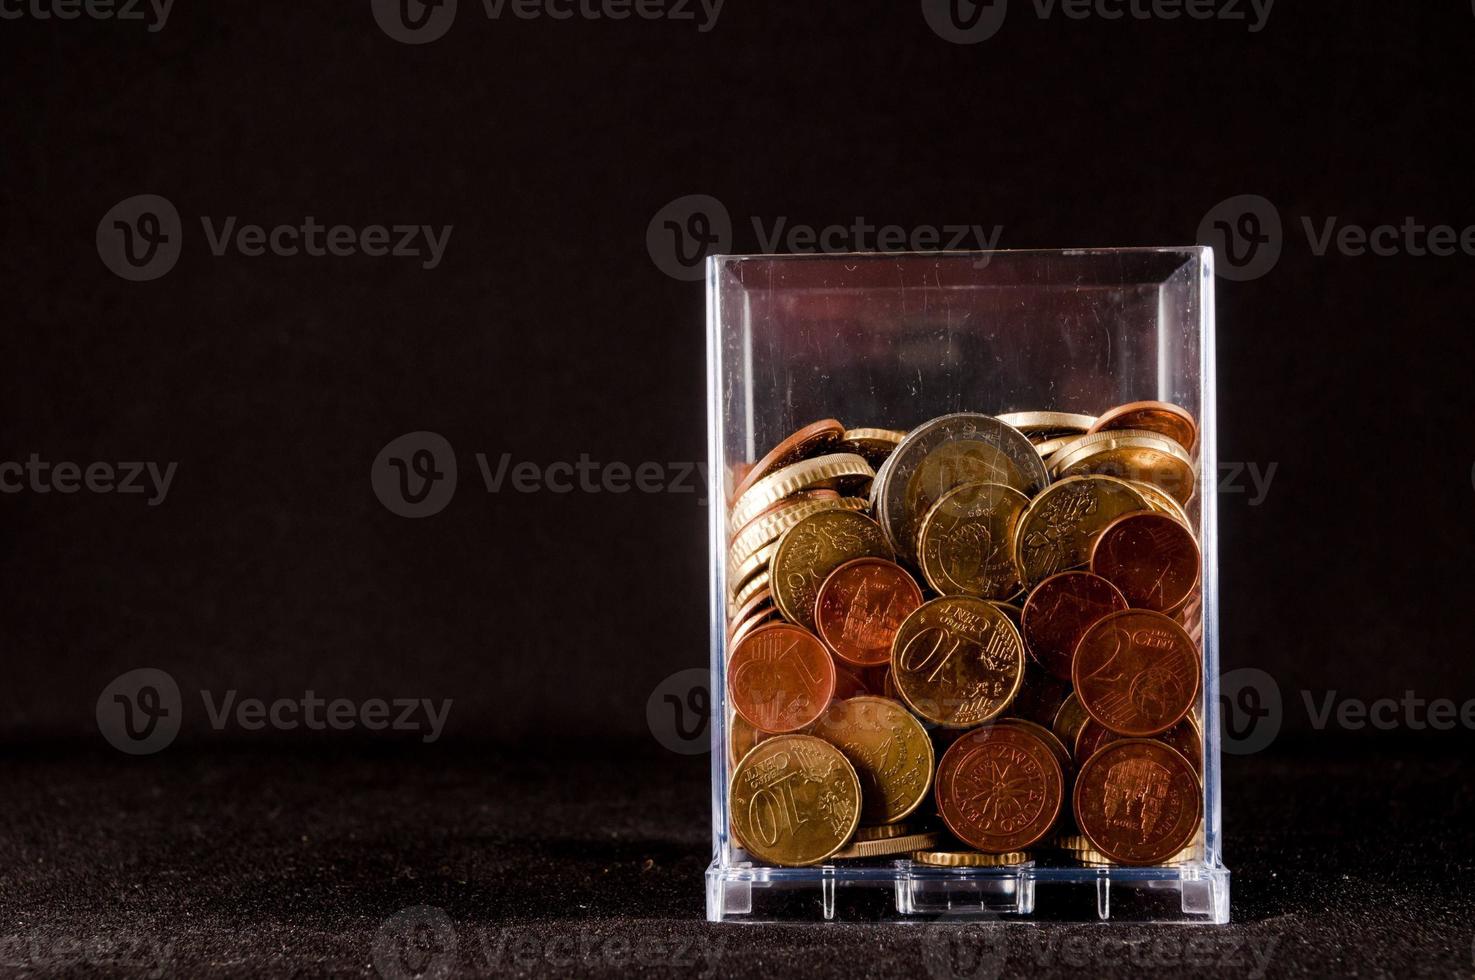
top-left (891, 596), bottom-right (1025, 728)
top-left (729, 734), bottom-right (862, 866)
top-left (1090, 510), bottom-right (1201, 614)
top-left (771, 511), bottom-right (893, 632)
top-left (917, 481), bottom-right (1029, 600)
top-left (808, 696), bottom-right (935, 825)
top-left (727, 623), bottom-right (836, 734)
top-left (1020, 571), bottom-right (1128, 681)
top-left (1072, 610), bottom-right (1200, 738)
top-left (814, 557), bottom-right (923, 667)
top-left (936, 723), bottom-right (1065, 853)
top-left (1073, 738), bottom-right (1201, 865)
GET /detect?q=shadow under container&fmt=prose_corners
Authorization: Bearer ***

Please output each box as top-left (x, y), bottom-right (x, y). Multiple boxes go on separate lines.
top-left (705, 247), bottom-right (1228, 924)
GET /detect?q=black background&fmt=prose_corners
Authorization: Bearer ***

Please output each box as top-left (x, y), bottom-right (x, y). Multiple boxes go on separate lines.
top-left (4, 0), bottom-right (1472, 744)
top-left (3, 1), bottom-right (1475, 976)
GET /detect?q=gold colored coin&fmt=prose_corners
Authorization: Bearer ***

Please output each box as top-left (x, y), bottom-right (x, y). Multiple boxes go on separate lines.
top-left (996, 411), bottom-right (1096, 436)
top-left (831, 832), bottom-right (944, 860)
top-left (909, 850), bottom-right (1032, 868)
top-left (1013, 475), bottom-right (1148, 588)
top-left (1033, 435), bottom-right (1080, 458)
top-left (729, 453), bottom-right (875, 533)
top-left (841, 428), bottom-right (907, 464)
top-left (728, 710), bottom-right (769, 768)
top-left (891, 596), bottom-right (1025, 728)
top-left (1048, 431), bottom-right (1195, 507)
top-left (1089, 400), bottom-right (1197, 453)
top-left (771, 511), bottom-right (892, 630)
top-left (876, 413), bottom-right (1048, 562)
top-left (727, 542), bottom-right (776, 599)
top-left (808, 696), bottom-right (935, 825)
top-left (853, 821), bottom-right (925, 843)
top-left (917, 482), bottom-right (1029, 599)
top-left (1052, 834), bottom-right (1093, 851)
top-left (1126, 478), bottom-right (1193, 529)
top-left (728, 496), bottom-right (867, 582)
top-left (729, 734), bottom-right (862, 866)
top-left (1052, 692), bottom-right (1090, 749)
top-left (728, 571), bottom-right (771, 617)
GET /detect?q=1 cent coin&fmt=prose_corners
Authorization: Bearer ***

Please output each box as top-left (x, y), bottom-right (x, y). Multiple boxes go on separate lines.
top-left (727, 624), bottom-right (836, 733)
top-left (1021, 571), bottom-right (1129, 680)
top-left (729, 734), bottom-right (862, 866)
top-left (1073, 610), bottom-right (1200, 737)
top-left (891, 597), bottom-right (1025, 728)
top-left (935, 723), bottom-right (1065, 853)
top-left (814, 557), bottom-right (923, 667)
top-left (1090, 511), bottom-right (1201, 614)
top-left (1073, 738), bottom-right (1201, 866)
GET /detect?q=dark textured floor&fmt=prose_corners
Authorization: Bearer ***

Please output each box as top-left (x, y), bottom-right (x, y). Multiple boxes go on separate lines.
top-left (1, 739), bottom-right (1472, 979)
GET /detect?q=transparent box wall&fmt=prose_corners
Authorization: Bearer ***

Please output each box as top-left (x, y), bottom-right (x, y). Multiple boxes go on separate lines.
top-left (705, 248), bottom-right (1227, 924)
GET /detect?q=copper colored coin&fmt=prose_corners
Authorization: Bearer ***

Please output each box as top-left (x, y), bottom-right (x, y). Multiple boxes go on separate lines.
top-left (815, 558), bottom-right (924, 667)
top-left (727, 624), bottom-right (836, 734)
top-left (1088, 400), bottom-right (1197, 453)
top-left (1090, 511), bottom-right (1201, 614)
top-left (727, 588), bottom-right (774, 638)
top-left (1021, 571), bottom-right (1128, 681)
top-left (1073, 610), bottom-right (1200, 738)
top-left (728, 710), bottom-right (769, 768)
top-left (1073, 738), bottom-right (1201, 866)
top-left (728, 607), bottom-right (782, 650)
top-left (729, 419), bottom-right (846, 504)
top-left (1075, 716), bottom-right (1202, 775)
top-left (935, 723), bottom-right (1065, 853)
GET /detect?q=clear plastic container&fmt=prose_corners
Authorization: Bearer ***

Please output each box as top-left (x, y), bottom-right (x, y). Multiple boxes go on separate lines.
top-left (705, 248), bottom-right (1228, 923)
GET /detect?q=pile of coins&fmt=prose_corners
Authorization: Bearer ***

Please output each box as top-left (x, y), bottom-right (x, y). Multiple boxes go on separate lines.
top-left (722, 406), bottom-right (1205, 869)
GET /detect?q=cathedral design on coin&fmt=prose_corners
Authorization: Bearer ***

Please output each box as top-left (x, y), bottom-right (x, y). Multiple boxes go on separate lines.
top-left (1073, 738), bottom-right (1201, 865)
